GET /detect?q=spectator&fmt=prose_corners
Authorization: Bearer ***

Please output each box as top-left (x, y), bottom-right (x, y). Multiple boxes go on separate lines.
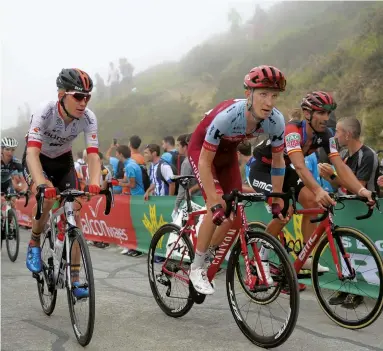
top-left (115, 145), bottom-right (144, 258)
top-left (378, 175), bottom-right (383, 187)
top-left (319, 117), bottom-right (380, 309)
top-left (173, 134), bottom-right (201, 214)
top-left (116, 145), bottom-right (145, 196)
top-left (107, 62), bottom-right (120, 98)
top-left (74, 151), bottom-right (85, 188)
top-left (105, 143), bottom-right (123, 194)
top-left (305, 151), bottom-right (334, 192)
top-left (161, 136), bottom-right (177, 164)
top-left (237, 141), bottom-right (256, 193)
top-left (87, 152), bottom-right (111, 249)
top-left (143, 144), bottom-right (175, 199)
top-left (129, 135), bottom-right (145, 165)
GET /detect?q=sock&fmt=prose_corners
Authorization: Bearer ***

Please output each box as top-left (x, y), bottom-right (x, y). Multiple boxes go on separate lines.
top-left (29, 231), bottom-right (41, 247)
top-left (204, 245), bottom-right (218, 268)
top-left (259, 245), bottom-right (270, 261)
top-left (191, 249), bottom-right (207, 270)
top-left (71, 264), bottom-right (80, 284)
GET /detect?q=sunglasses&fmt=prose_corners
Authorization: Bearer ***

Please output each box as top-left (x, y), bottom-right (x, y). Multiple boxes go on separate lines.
top-left (65, 92), bottom-right (92, 102)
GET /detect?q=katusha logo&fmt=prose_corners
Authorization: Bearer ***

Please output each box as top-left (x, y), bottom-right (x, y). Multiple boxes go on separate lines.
top-left (81, 197), bottom-right (128, 242)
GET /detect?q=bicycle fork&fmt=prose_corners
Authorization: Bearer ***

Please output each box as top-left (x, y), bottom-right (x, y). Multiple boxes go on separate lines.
top-left (326, 226), bottom-right (355, 280)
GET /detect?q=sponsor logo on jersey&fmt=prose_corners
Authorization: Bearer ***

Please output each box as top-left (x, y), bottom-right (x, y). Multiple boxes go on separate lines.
top-left (329, 137), bottom-right (338, 154)
top-left (91, 134), bottom-right (97, 140)
top-left (252, 179), bottom-right (272, 192)
top-left (285, 132), bottom-right (301, 151)
top-left (33, 127), bottom-right (40, 133)
top-left (213, 128), bottom-right (224, 140)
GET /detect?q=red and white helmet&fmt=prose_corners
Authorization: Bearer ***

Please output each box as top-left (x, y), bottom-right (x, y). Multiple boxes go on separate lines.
top-left (244, 65), bottom-right (286, 91)
top-left (301, 91), bottom-right (337, 112)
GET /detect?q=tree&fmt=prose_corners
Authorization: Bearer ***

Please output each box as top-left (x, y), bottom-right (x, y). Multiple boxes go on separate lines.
top-left (94, 73), bottom-right (106, 100)
top-left (228, 8), bottom-right (242, 34)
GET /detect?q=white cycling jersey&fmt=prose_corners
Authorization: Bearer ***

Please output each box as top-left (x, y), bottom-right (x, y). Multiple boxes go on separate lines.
top-left (26, 101), bottom-right (99, 158)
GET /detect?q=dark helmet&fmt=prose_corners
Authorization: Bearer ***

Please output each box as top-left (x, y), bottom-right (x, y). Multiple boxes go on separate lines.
top-left (301, 91), bottom-right (337, 112)
top-left (56, 68), bottom-right (93, 93)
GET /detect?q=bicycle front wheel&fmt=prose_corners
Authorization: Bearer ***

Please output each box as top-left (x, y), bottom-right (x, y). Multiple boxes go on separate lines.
top-left (226, 230), bottom-right (299, 349)
top-left (6, 209), bottom-right (20, 262)
top-left (312, 226), bottom-right (383, 329)
top-left (66, 228), bottom-right (95, 346)
top-left (148, 224), bottom-right (195, 317)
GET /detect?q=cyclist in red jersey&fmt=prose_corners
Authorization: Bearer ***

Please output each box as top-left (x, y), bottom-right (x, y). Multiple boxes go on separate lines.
top-left (188, 65), bottom-right (288, 295)
top-left (249, 92), bottom-right (375, 284)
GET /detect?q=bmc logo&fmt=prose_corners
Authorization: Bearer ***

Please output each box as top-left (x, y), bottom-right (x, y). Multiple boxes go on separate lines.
top-left (252, 179), bottom-right (272, 192)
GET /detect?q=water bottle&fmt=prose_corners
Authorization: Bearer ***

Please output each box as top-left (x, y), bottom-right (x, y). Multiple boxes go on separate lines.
top-left (54, 233), bottom-right (65, 280)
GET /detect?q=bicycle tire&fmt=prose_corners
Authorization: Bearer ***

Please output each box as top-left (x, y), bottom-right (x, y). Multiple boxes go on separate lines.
top-left (247, 221), bottom-right (267, 232)
top-left (6, 209), bottom-right (20, 262)
top-left (312, 226), bottom-right (383, 329)
top-left (226, 230), bottom-right (299, 348)
top-left (66, 228), bottom-right (95, 346)
top-left (148, 223), bottom-right (195, 318)
top-left (37, 228), bottom-right (57, 316)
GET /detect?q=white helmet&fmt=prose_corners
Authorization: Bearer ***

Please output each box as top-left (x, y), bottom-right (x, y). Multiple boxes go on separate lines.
top-left (1, 137), bottom-right (18, 148)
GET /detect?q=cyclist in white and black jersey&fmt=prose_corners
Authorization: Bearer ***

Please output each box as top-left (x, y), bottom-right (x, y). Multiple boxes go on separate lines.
top-left (23, 69), bottom-right (101, 299)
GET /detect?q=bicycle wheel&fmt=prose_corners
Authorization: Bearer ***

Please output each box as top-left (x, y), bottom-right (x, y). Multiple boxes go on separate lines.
top-left (148, 223), bottom-right (195, 317)
top-left (6, 209), bottom-right (20, 262)
top-left (226, 230), bottom-right (299, 348)
top-left (66, 228), bottom-right (95, 346)
top-left (312, 226), bottom-right (383, 329)
top-left (37, 228), bottom-right (57, 315)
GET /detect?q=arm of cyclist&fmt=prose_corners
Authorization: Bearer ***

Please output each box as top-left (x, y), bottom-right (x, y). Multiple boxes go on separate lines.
top-left (330, 156), bottom-right (374, 202)
top-left (285, 126), bottom-right (335, 207)
top-left (271, 149), bottom-right (289, 220)
top-left (87, 152), bottom-right (101, 194)
top-left (83, 113), bottom-right (101, 195)
top-left (289, 151), bottom-right (335, 207)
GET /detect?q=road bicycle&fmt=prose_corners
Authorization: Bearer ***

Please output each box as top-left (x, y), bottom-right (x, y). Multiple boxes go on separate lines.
top-left (247, 188), bottom-right (383, 329)
top-left (33, 182), bottom-right (114, 346)
top-left (148, 175), bottom-right (299, 349)
top-left (1, 190), bottom-right (30, 261)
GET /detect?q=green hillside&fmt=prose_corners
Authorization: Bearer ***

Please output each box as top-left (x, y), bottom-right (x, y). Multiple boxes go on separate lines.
top-left (5, 1), bottom-right (383, 156)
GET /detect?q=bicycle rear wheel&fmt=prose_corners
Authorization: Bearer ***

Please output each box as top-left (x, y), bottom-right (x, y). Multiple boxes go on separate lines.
top-left (312, 226), bottom-right (383, 329)
top-left (226, 230), bottom-right (299, 348)
top-left (148, 224), bottom-right (195, 317)
top-left (37, 228), bottom-right (57, 315)
top-left (66, 228), bottom-right (95, 346)
top-left (6, 209), bottom-right (20, 262)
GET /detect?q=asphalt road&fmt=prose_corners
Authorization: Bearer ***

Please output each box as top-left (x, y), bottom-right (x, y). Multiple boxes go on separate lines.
top-left (1, 229), bottom-right (383, 351)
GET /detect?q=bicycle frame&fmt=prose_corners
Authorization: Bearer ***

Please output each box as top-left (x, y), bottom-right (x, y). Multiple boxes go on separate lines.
top-left (163, 202), bottom-right (268, 291)
top-left (1, 198), bottom-right (12, 233)
top-left (48, 200), bottom-right (78, 290)
top-left (280, 207), bottom-right (352, 280)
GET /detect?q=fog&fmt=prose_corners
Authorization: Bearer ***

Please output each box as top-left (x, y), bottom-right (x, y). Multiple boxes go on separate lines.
top-left (1, 0), bottom-right (277, 130)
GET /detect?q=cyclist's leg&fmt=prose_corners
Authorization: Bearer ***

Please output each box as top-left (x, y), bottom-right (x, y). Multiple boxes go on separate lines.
top-left (188, 155), bottom-right (232, 294)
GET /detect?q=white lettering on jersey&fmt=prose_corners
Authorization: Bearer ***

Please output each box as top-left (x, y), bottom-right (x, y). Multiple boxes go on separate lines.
top-left (27, 101), bottom-right (98, 158)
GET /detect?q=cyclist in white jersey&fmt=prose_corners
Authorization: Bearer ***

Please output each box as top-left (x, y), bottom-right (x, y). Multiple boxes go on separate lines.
top-left (23, 68), bottom-right (101, 298)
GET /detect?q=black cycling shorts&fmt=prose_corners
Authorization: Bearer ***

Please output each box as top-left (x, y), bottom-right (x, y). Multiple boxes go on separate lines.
top-left (248, 161), bottom-right (305, 200)
top-left (22, 151), bottom-right (78, 192)
top-left (1, 180), bottom-right (15, 194)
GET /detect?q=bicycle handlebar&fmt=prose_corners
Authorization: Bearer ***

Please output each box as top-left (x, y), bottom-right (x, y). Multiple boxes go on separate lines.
top-left (35, 182), bottom-right (115, 220)
top-left (222, 188), bottom-right (295, 219)
top-left (221, 188), bottom-right (379, 223)
top-left (1, 190), bottom-right (30, 207)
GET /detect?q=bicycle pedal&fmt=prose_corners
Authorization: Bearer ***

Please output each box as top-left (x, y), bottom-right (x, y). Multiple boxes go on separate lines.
top-left (32, 272), bottom-right (43, 284)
